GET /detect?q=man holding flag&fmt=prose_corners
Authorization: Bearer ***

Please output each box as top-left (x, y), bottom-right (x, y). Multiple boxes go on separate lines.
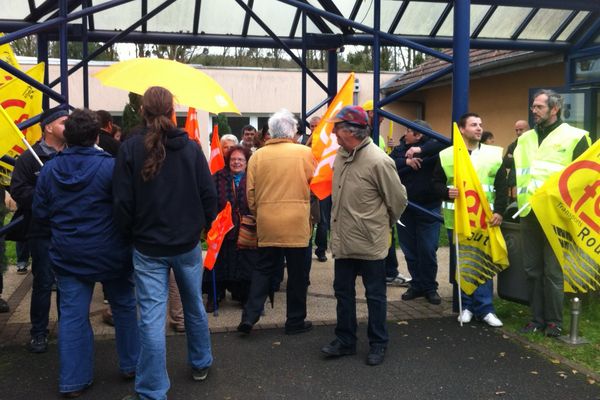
top-left (514, 89), bottom-right (590, 337)
top-left (432, 112), bottom-right (508, 327)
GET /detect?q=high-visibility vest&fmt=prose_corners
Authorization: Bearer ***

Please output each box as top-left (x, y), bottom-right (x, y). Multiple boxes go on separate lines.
top-left (439, 143), bottom-right (503, 229)
top-left (513, 123), bottom-right (590, 217)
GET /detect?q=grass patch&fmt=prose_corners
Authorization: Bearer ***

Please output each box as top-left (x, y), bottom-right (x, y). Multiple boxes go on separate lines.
top-left (495, 294), bottom-right (600, 374)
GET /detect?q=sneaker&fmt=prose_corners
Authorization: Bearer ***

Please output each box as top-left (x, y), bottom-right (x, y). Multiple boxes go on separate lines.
top-left (0, 298), bottom-right (9, 313)
top-left (482, 313), bottom-right (503, 327)
top-left (457, 309), bottom-right (473, 324)
top-left (28, 334), bottom-right (48, 353)
top-left (16, 263), bottom-right (28, 275)
top-left (520, 322), bottom-right (543, 334)
top-left (545, 323), bottom-right (562, 338)
top-left (387, 273), bottom-right (412, 287)
top-left (192, 367), bottom-right (209, 381)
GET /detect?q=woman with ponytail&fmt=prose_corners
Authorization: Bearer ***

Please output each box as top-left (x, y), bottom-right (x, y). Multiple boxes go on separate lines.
top-left (113, 86), bottom-right (217, 400)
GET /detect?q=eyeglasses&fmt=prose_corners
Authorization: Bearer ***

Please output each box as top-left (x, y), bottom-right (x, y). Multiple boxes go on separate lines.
top-left (530, 105), bottom-right (547, 112)
top-left (230, 157), bottom-right (246, 163)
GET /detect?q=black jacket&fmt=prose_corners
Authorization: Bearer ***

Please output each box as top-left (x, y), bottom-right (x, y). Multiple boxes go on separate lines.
top-left (389, 135), bottom-right (448, 207)
top-left (98, 130), bottom-right (121, 157)
top-left (9, 141), bottom-right (56, 239)
top-left (112, 128), bottom-right (217, 257)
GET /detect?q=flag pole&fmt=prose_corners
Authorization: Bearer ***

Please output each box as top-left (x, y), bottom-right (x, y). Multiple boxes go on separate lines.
top-left (20, 136), bottom-right (44, 167)
top-left (455, 230), bottom-right (463, 327)
top-left (211, 269), bottom-right (219, 317)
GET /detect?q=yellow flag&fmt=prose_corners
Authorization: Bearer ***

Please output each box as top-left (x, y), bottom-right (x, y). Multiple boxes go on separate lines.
top-left (310, 73), bottom-right (355, 200)
top-left (0, 33), bottom-right (21, 87)
top-left (0, 62), bottom-right (45, 149)
top-left (452, 123), bottom-right (509, 295)
top-left (530, 139), bottom-right (600, 293)
top-left (0, 105), bottom-right (26, 158)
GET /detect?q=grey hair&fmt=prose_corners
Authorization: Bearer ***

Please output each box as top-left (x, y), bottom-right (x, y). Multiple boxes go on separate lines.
top-left (336, 121), bottom-right (370, 140)
top-left (533, 89), bottom-right (564, 118)
top-left (220, 134), bottom-right (239, 144)
top-left (268, 109), bottom-right (297, 139)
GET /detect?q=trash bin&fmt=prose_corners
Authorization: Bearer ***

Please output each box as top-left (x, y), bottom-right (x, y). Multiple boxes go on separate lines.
top-left (497, 204), bottom-right (529, 305)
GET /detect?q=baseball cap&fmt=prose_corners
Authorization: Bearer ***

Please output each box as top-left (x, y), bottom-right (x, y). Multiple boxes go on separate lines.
top-left (327, 105), bottom-right (369, 128)
top-left (40, 109), bottom-right (69, 130)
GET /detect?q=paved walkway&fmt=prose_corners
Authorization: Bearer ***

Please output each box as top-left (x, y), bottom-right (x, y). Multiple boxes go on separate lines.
top-left (1, 249), bottom-right (599, 399)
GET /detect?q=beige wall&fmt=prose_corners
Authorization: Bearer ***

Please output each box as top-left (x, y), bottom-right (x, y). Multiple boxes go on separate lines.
top-left (386, 63), bottom-right (565, 150)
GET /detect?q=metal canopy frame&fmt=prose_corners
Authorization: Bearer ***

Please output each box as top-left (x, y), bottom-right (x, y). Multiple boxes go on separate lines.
top-left (1, 1), bottom-right (599, 217)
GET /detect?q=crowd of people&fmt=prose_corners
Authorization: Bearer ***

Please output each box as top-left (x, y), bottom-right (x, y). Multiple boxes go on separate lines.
top-left (0, 87), bottom-right (589, 399)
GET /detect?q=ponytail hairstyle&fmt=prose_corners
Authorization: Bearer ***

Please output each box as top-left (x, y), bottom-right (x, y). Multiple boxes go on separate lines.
top-left (141, 86), bottom-right (176, 181)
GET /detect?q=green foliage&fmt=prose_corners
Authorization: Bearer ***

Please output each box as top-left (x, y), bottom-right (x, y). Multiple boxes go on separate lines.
top-left (122, 92), bottom-right (143, 136)
top-left (495, 296), bottom-right (600, 374)
top-left (215, 114), bottom-right (231, 136)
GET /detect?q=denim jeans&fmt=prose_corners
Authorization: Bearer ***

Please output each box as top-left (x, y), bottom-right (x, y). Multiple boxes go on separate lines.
top-left (448, 230), bottom-right (495, 317)
top-left (315, 196), bottom-right (331, 256)
top-left (29, 237), bottom-right (56, 337)
top-left (461, 279), bottom-right (495, 317)
top-left (133, 245), bottom-right (212, 400)
top-left (396, 205), bottom-right (441, 293)
top-left (333, 258), bottom-right (388, 348)
top-left (56, 274), bottom-right (139, 393)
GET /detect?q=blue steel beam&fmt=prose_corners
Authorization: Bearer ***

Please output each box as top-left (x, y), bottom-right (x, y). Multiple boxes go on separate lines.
top-left (37, 33), bottom-right (50, 110)
top-left (59, 0), bottom-right (69, 105)
top-left (379, 65), bottom-right (454, 109)
top-left (378, 109), bottom-right (450, 145)
top-left (372, 0), bottom-right (381, 144)
top-left (307, 96), bottom-right (333, 118)
top-left (451, 0), bottom-right (470, 125)
top-left (277, 0), bottom-right (452, 62)
top-left (82, 3), bottom-right (89, 109)
top-left (327, 49), bottom-right (337, 102)
top-left (571, 13), bottom-right (600, 52)
top-left (48, 0), bottom-right (177, 88)
top-left (301, 11), bottom-right (307, 135)
top-left (234, 0), bottom-right (329, 93)
top-left (0, 0), bottom-right (134, 46)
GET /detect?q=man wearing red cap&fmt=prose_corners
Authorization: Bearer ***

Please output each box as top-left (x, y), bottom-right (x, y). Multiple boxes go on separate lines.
top-left (321, 105), bottom-right (407, 366)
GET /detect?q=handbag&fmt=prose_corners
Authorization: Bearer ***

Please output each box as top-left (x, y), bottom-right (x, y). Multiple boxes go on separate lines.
top-left (237, 214), bottom-right (257, 249)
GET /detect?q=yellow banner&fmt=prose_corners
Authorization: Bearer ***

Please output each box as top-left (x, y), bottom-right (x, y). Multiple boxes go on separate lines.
top-left (0, 62), bottom-right (45, 151)
top-left (0, 33), bottom-right (21, 87)
top-left (310, 73), bottom-right (354, 200)
top-left (452, 123), bottom-right (509, 295)
top-left (0, 105), bottom-right (26, 160)
top-left (530, 139), bottom-right (600, 293)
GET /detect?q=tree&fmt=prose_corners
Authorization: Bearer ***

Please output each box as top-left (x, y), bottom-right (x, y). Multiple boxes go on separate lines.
top-left (11, 36), bottom-right (37, 57)
top-left (215, 113), bottom-right (231, 135)
top-left (48, 41), bottom-right (119, 61)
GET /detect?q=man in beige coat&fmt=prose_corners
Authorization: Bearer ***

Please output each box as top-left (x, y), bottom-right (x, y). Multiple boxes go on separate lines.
top-left (238, 109), bottom-right (316, 335)
top-left (321, 106), bottom-right (407, 366)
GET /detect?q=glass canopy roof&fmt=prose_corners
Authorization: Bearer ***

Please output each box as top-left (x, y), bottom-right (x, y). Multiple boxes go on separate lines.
top-left (1, 1), bottom-right (598, 50)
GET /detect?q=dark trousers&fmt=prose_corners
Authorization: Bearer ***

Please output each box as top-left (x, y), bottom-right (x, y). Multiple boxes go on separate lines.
top-left (315, 196), bottom-right (331, 256)
top-left (396, 205), bottom-right (441, 293)
top-left (16, 241), bottom-right (30, 264)
top-left (521, 213), bottom-right (563, 326)
top-left (334, 258), bottom-right (388, 348)
top-left (384, 228), bottom-right (399, 279)
top-left (243, 246), bottom-right (310, 329)
top-left (29, 237), bottom-right (57, 337)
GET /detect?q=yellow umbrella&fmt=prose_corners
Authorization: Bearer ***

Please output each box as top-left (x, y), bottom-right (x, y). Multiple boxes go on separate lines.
top-left (93, 58), bottom-right (240, 114)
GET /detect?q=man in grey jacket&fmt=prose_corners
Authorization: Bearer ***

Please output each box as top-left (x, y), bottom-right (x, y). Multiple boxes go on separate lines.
top-left (321, 106), bottom-right (407, 366)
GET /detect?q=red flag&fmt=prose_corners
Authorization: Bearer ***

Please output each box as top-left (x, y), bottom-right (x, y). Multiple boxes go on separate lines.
top-left (184, 107), bottom-right (200, 145)
top-left (209, 124), bottom-right (225, 174)
top-left (203, 202), bottom-right (234, 270)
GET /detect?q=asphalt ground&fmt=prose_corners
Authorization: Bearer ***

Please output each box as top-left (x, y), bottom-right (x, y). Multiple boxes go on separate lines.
top-left (1, 317), bottom-right (598, 400)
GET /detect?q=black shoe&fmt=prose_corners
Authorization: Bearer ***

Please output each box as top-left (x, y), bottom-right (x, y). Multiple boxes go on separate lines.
top-left (285, 321), bottom-right (313, 335)
top-left (237, 321), bottom-right (253, 335)
top-left (28, 334), bottom-right (48, 353)
top-left (425, 291), bottom-right (441, 305)
top-left (401, 288), bottom-right (424, 301)
top-left (321, 339), bottom-right (356, 357)
top-left (366, 346), bottom-right (386, 366)
top-left (0, 298), bottom-right (9, 313)
top-left (545, 323), bottom-right (562, 338)
top-left (316, 254), bottom-right (327, 262)
top-left (192, 366), bottom-right (210, 381)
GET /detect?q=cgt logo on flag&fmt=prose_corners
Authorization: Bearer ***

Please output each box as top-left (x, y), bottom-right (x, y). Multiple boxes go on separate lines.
top-left (558, 160), bottom-right (600, 235)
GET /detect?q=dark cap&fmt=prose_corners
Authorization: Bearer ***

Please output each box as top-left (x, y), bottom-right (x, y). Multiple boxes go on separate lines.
top-left (40, 110), bottom-right (69, 131)
top-left (327, 105), bottom-right (369, 128)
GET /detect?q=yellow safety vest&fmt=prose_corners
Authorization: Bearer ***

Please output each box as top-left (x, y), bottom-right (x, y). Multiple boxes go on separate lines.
top-left (513, 123), bottom-right (590, 216)
top-left (439, 143), bottom-right (503, 229)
